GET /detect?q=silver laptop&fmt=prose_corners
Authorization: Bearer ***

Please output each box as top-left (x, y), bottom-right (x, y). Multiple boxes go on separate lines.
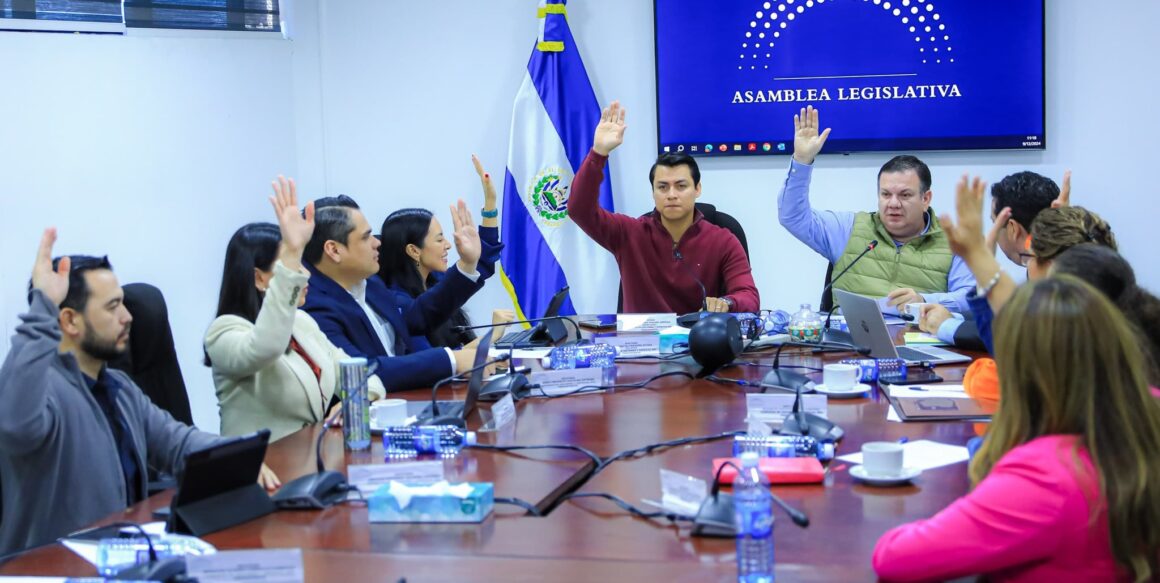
top-left (833, 289), bottom-right (972, 365)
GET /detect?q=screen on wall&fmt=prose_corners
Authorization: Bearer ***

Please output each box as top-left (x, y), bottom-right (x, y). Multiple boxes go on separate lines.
top-left (654, 0), bottom-right (1045, 157)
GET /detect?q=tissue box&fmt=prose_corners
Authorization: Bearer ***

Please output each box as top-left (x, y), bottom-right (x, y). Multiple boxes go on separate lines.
top-left (659, 325), bottom-right (691, 354)
top-left (368, 481), bottom-right (494, 523)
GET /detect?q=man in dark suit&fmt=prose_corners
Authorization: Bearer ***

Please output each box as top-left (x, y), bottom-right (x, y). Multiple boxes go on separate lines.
top-left (301, 196), bottom-right (486, 391)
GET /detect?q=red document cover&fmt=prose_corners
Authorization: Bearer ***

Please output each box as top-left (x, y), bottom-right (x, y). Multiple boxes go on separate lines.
top-left (711, 457), bottom-right (825, 485)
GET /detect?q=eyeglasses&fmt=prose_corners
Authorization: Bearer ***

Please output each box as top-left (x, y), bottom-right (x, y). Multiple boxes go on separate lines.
top-left (1018, 252), bottom-right (1036, 267)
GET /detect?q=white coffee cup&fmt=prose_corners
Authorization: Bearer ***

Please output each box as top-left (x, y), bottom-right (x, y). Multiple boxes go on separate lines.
top-left (822, 363), bottom-right (860, 390)
top-left (906, 302), bottom-right (927, 318)
top-left (370, 399), bottom-right (407, 427)
top-left (861, 441), bottom-right (904, 477)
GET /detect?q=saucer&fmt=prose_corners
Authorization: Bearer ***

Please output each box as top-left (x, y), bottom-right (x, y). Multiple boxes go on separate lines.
top-left (850, 465), bottom-right (922, 486)
top-left (813, 383), bottom-right (871, 399)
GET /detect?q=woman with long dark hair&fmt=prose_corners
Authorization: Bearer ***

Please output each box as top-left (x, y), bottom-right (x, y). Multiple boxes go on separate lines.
top-left (1052, 243), bottom-right (1160, 385)
top-left (378, 156), bottom-right (511, 348)
top-left (205, 177), bottom-right (384, 440)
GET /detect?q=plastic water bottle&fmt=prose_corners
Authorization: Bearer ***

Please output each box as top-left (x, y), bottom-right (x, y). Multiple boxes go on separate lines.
top-left (96, 535), bottom-right (212, 576)
top-left (734, 451), bottom-right (775, 583)
top-left (339, 357), bottom-right (372, 451)
top-left (542, 343), bottom-right (619, 370)
top-left (733, 435), bottom-right (835, 461)
top-left (384, 425), bottom-right (477, 458)
top-left (787, 303), bottom-right (823, 343)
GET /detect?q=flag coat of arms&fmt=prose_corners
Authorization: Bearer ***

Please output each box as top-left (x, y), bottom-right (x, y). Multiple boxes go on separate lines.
top-left (498, 0), bottom-right (619, 321)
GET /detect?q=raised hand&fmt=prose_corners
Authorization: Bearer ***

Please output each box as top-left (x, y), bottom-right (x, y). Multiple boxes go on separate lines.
top-left (471, 154), bottom-right (497, 206)
top-left (940, 175), bottom-right (989, 260)
top-left (472, 154), bottom-right (499, 228)
top-left (985, 206), bottom-right (1012, 256)
top-left (31, 228), bottom-right (70, 307)
top-left (1051, 170), bottom-right (1071, 209)
top-left (268, 175), bottom-right (315, 271)
top-left (450, 199), bottom-right (481, 273)
top-left (792, 105), bottom-right (831, 165)
top-left (592, 101), bottom-right (627, 156)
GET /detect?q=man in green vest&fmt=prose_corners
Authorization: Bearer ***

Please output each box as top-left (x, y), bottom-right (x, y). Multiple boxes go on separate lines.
top-left (776, 106), bottom-right (975, 314)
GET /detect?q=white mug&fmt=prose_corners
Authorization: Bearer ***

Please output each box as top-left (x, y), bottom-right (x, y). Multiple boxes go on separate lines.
top-left (370, 399), bottom-right (407, 428)
top-left (822, 363), bottom-right (860, 390)
top-left (861, 441), bottom-right (904, 477)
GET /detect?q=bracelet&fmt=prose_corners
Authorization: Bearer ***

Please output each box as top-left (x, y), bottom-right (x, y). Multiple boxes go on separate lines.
top-left (480, 208), bottom-right (498, 219)
top-left (976, 269), bottom-right (1003, 298)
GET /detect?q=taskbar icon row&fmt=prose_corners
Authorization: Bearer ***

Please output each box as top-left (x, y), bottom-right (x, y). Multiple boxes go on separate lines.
top-left (660, 141), bottom-right (789, 155)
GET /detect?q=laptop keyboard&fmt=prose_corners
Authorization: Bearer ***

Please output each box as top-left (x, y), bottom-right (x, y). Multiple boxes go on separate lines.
top-left (897, 346), bottom-right (938, 362)
top-left (497, 328), bottom-right (539, 348)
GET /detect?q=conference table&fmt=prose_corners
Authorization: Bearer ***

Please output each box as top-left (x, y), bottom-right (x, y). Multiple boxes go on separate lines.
top-left (0, 320), bottom-right (984, 582)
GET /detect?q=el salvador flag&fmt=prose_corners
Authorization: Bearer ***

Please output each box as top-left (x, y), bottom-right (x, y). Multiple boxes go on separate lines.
top-left (498, 0), bottom-right (619, 322)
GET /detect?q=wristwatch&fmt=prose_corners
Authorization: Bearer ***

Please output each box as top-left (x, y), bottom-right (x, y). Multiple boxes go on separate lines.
top-left (722, 297), bottom-right (735, 310)
top-left (480, 208), bottom-right (498, 218)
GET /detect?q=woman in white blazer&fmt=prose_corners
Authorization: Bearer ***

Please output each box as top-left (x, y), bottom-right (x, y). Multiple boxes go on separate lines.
top-left (205, 177), bottom-right (385, 441)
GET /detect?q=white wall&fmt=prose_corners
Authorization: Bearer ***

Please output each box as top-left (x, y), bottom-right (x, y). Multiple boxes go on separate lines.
top-left (307, 0), bottom-right (1160, 321)
top-left (0, 31), bottom-right (298, 432)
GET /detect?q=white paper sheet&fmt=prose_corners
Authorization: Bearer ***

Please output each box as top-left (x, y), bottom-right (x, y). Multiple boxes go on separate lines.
top-left (837, 439), bottom-right (970, 470)
top-left (488, 347), bottom-right (553, 360)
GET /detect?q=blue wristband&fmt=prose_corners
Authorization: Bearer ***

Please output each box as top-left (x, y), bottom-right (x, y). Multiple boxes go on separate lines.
top-left (480, 208), bottom-right (498, 218)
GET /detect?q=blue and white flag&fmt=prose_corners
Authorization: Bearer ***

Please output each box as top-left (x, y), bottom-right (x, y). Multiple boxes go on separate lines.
top-left (498, 0), bottom-right (619, 321)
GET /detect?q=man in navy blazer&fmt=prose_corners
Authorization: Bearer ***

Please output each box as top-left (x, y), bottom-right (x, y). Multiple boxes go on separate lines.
top-left (301, 195), bottom-right (486, 391)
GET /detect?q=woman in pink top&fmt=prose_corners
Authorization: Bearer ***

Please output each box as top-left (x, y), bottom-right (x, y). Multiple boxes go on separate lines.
top-left (872, 274), bottom-right (1160, 581)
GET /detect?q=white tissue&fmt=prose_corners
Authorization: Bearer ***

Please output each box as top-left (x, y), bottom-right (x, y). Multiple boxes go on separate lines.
top-left (386, 480), bottom-right (474, 509)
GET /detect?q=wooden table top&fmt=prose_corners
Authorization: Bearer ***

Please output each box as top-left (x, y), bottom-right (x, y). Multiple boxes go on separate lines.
top-left (0, 323), bottom-right (985, 581)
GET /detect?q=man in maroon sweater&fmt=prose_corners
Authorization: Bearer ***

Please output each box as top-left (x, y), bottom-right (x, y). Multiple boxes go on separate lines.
top-left (567, 101), bottom-right (759, 314)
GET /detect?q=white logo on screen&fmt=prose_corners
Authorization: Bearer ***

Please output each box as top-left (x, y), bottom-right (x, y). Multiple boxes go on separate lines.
top-left (737, 0), bottom-right (955, 71)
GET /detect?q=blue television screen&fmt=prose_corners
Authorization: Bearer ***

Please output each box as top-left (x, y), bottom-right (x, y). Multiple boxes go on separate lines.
top-left (654, 0), bottom-right (1045, 156)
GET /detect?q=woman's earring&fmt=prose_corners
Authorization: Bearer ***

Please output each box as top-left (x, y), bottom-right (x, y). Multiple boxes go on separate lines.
top-left (414, 259), bottom-right (421, 269)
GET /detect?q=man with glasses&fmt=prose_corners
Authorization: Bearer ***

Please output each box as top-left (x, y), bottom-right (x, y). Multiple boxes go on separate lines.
top-left (918, 171), bottom-right (1068, 348)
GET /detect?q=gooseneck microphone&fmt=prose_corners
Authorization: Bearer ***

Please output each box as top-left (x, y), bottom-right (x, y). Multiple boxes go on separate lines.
top-left (429, 354), bottom-right (512, 417)
top-left (822, 240), bottom-right (878, 343)
top-left (674, 249), bottom-right (710, 327)
top-left (762, 339), bottom-right (872, 393)
top-left (692, 460), bottom-right (809, 536)
top-left (452, 315), bottom-right (582, 343)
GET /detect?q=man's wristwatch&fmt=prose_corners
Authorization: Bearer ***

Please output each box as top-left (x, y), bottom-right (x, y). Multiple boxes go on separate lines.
top-left (480, 208), bottom-right (498, 218)
top-left (722, 297), bottom-right (735, 310)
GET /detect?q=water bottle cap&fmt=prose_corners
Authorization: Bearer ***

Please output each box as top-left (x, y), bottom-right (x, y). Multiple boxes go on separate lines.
top-left (739, 451), bottom-right (760, 468)
top-left (465, 431), bottom-right (477, 446)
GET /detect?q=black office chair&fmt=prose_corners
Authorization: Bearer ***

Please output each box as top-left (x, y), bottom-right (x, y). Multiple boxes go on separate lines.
top-left (694, 202), bottom-right (750, 260)
top-left (617, 203), bottom-right (751, 311)
top-left (109, 283), bottom-right (194, 425)
top-left (107, 283), bottom-right (193, 494)
top-left (820, 263), bottom-right (836, 314)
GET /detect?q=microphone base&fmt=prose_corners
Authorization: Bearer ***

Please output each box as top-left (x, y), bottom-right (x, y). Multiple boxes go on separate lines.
top-left (780, 411), bottom-right (845, 442)
top-left (761, 369), bottom-right (815, 393)
top-left (692, 492), bottom-right (736, 538)
top-left (677, 311), bottom-right (708, 328)
top-left (821, 328), bottom-right (854, 346)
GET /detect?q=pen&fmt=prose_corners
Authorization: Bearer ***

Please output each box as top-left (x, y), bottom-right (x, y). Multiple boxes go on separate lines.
top-left (897, 437), bottom-right (909, 444)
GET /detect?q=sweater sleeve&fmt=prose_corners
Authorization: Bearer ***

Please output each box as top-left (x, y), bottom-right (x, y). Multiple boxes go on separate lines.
top-left (719, 233), bottom-right (760, 312)
top-left (204, 262), bottom-right (309, 379)
top-left (776, 160), bottom-right (857, 263)
top-left (566, 149), bottom-right (637, 253)
top-left (872, 447), bottom-right (1069, 582)
top-left (0, 290), bottom-right (62, 455)
top-left (121, 372), bottom-right (222, 477)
